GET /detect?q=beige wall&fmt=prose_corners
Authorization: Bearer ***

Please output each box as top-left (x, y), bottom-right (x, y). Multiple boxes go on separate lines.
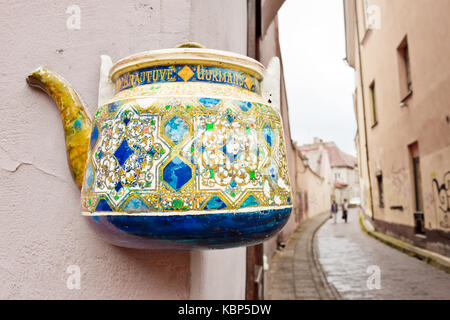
top-left (332, 167), bottom-right (360, 204)
top-left (295, 150), bottom-right (332, 219)
top-left (346, 0), bottom-right (450, 255)
top-left (0, 0), bottom-right (249, 299)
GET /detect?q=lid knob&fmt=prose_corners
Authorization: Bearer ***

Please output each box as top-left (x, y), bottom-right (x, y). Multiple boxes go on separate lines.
top-left (175, 42), bottom-right (205, 49)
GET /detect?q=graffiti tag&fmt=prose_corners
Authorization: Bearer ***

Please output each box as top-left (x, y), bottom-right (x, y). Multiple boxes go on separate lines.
top-left (390, 166), bottom-right (410, 198)
top-left (432, 171), bottom-right (450, 229)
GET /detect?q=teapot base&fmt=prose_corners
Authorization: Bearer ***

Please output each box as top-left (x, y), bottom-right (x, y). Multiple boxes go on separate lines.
top-left (83, 207), bottom-right (291, 250)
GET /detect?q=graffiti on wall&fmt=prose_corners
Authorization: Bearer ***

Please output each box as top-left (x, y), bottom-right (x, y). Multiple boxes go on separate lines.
top-left (390, 166), bottom-right (411, 199)
top-left (424, 191), bottom-right (435, 208)
top-left (432, 171), bottom-right (450, 229)
top-left (308, 193), bottom-right (319, 209)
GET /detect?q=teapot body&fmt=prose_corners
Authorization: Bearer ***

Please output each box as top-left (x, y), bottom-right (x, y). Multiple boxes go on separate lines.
top-left (81, 58), bottom-right (292, 249)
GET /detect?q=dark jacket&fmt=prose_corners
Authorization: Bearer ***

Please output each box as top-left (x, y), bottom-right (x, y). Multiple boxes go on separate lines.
top-left (331, 203), bottom-right (338, 213)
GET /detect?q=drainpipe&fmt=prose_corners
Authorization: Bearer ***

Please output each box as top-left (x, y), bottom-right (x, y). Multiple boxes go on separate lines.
top-left (354, 1), bottom-right (375, 220)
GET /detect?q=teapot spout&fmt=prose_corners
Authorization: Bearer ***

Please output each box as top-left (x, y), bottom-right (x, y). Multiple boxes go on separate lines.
top-left (27, 67), bottom-right (92, 189)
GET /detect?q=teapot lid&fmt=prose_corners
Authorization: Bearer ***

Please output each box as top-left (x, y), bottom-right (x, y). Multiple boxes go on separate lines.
top-left (109, 42), bottom-right (265, 82)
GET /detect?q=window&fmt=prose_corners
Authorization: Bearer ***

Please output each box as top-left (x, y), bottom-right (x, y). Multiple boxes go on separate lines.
top-left (398, 36), bottom-right (413, 102)
top-left (376, 172), bottom-right (384, 208)
top-left (362, 0), bottom-right (380, 31)
top-left (304, 191), bottom-right (308, 214)
top-left (404, 45), bottom-right (412, 91)
top-left (363, 0), bottom-right (370, 30)
top-left (369, 81), bottom-right (378, 126)
top-left (298, 191), bottom-right (304, 215)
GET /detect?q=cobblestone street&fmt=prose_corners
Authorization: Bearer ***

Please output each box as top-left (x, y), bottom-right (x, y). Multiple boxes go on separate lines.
top-left (268, 212), bottom-right (338, 300)
top-left (269, 208), bottom-right (450, 300)
top-left (317, 208), bottom-right (450, 299)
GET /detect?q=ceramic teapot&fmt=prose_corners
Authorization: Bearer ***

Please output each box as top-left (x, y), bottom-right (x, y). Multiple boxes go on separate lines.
top-left (27, 43), bottom-right (292, 249)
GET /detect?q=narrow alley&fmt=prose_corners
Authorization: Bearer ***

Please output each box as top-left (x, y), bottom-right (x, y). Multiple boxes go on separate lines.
top-left (269, 209), bottom-right (450, 300)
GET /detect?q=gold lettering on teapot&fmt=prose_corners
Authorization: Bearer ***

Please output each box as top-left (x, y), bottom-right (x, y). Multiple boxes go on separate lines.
top-left (205, 69), bottom-right (212, 81)
top-left (167, 66), bottom-right (176, 81)
top-left (219, 70), bottom-right (227, 82)
top-left (116, 64), bottom-right (260, 94)
top-left (197, 65), bottom-right (205, 80)
top-left (212, 70), bottom-right (219, 82)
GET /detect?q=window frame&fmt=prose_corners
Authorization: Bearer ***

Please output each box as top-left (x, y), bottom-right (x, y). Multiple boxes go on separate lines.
top-left (397, 36), bottom-right (413, 103)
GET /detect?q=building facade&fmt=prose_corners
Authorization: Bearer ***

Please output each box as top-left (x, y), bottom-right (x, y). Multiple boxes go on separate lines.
top-left (292, 141), bottom-right (333, 221)
top-left (344, 0), bottom-right (450, 256)
top-left (301, 139), bottom-right (359, 206)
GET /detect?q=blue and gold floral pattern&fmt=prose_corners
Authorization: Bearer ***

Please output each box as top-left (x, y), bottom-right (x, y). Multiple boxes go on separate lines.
top-left (81, 97), bottom-right (292, 215)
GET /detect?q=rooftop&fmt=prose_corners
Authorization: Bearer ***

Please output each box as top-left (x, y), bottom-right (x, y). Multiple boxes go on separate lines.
top-left (300, 140), bottom-right (357, 169)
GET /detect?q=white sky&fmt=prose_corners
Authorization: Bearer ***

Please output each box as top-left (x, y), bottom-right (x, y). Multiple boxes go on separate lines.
top-left (278, 0), bottom-right (357, 156)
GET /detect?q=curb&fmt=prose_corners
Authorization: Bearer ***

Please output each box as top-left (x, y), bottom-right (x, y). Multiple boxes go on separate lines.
top-left (359, 210), bottom-right (450, 274)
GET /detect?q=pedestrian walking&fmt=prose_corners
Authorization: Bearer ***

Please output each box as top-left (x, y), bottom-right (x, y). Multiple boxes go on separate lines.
top-left (331, 200), bottom-right (338, 223)
top-left (342, 199), bottom-right (348, 223)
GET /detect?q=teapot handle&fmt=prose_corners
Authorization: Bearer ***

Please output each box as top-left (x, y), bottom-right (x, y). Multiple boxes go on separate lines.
top-left (175, 42), bottom-right (205, 48)
top-left (261, 57), bottom-right (281, 113)
top-left (98, 55), bottom-right (115, 107)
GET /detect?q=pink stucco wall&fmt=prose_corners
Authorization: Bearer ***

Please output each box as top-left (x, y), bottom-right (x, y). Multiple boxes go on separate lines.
top-left (0, 0), bottom-right (247, 299)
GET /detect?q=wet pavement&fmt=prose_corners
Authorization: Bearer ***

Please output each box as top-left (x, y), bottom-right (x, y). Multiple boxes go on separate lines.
top-left (317, 208), bottom-right (450, 300)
